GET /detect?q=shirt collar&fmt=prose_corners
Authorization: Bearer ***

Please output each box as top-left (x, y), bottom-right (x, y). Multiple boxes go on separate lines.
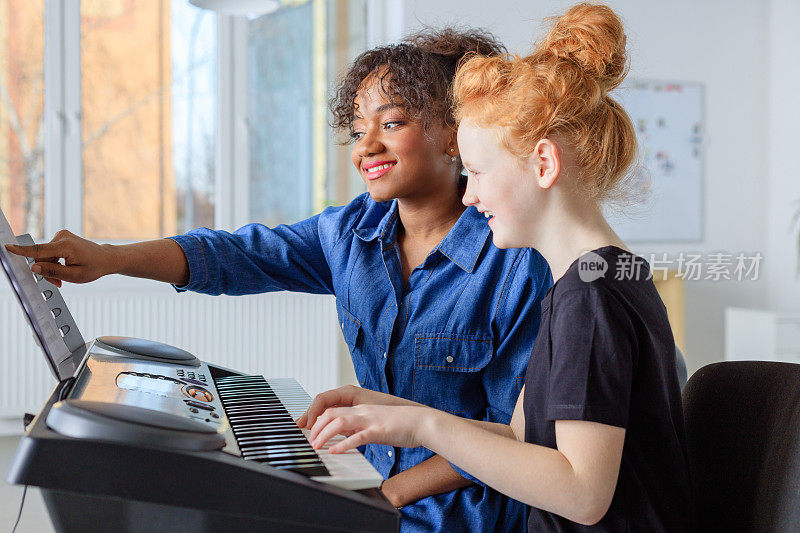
top-left (352, 199), bottom-right (399, 243)
top-left (352, 201), bottom-right (491, 273)
top-left (435, 205), bottom-right (491, 273)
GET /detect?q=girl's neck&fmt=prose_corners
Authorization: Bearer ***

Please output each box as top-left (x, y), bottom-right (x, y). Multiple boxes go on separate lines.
top-left (533, 195), bottom-right (628, 283)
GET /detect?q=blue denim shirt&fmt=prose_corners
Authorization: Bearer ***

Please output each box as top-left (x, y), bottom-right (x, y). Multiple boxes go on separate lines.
top-left (168, 193), bottom-right (552, 532)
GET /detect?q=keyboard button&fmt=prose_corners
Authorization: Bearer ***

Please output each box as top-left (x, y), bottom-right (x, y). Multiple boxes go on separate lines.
top-left (185, 400), bottom-right (214, 411)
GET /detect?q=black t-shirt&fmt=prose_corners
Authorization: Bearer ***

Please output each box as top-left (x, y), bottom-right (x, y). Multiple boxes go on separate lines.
top-left (523, 247), bottom-right (695, 532)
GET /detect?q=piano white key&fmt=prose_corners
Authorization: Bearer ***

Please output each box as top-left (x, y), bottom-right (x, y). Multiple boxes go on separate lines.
top-left (266, 378), bottom-right (385, 491)
top-left (219, 376), bottom-right (384, 490)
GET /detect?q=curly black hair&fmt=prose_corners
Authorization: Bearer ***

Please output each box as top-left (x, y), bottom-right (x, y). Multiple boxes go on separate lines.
top-left (330, 27), bottom-right (506, 137)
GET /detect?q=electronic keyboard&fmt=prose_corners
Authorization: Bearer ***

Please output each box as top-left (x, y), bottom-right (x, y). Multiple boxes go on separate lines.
top-left (1, 232), bottom-right (399, 532)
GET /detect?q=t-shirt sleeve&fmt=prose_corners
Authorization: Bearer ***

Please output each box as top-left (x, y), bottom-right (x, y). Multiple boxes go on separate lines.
top-left (545, 286), bottom-right (636, 429)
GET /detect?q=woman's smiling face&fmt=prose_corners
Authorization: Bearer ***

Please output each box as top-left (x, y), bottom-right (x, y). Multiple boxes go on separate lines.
top-left (350, 73), bottom-right (457, 203)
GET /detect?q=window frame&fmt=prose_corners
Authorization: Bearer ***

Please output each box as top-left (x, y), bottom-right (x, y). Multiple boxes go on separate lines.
top-left (44, 0), bottom-right (82, 238)
top-left (13, 0), bottom-right (393, 295)
top-left (215, 13), bottom-right (249, 232)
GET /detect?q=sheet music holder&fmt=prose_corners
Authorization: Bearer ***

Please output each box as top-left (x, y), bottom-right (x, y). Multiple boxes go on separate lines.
top-left (0, 207), bottom-right (85, 381)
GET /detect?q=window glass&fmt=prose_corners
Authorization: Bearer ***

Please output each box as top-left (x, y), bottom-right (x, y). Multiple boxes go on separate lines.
top-left (248, 0), bottom-right (366, 227)
top-left (170, 0), bottom-right (216, 233)
top-left (81, 0), bottom-right (216, 240)
top-left (0, 1), bottom-right (45, 239)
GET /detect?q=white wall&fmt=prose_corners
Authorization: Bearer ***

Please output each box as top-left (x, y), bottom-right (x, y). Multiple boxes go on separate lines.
top-left (767, 0), bottom-right (800, 313)
top-left (391, 0), bottom-right (796, 374)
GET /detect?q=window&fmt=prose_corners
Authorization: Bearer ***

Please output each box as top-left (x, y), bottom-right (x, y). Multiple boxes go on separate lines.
top-left (0, 1), bottom-right (45, 240)
top-left (1, 1), bottom-right (368, 246)
top-left (247, 0), bottom-right (366, 227)
top-left (80, 0), bottom-right (216, 240)
top-left (171, 1), bottom-right (216, 233)
top-left (248, 3), bottom-right (315, 226)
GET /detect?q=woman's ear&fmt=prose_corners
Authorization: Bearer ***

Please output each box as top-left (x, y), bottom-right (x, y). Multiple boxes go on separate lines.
top-left (445, 127), bottom-right (459, 158)
top-left (532, 139), bottom-right (560, 189)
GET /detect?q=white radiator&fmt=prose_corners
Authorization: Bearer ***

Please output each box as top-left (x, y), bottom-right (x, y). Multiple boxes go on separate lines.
top-left (0, 290), bottom-right (340, 422)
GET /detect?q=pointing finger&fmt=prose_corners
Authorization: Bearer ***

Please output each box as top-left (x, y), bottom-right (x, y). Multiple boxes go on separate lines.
top-left (6, 242), bottom-right (66, 260)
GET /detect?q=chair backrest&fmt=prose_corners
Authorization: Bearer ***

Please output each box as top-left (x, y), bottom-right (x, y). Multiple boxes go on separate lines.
top-left (682, 361), bottom-right (800, 532)
top-left (675, 346), bottom-right (688, 389)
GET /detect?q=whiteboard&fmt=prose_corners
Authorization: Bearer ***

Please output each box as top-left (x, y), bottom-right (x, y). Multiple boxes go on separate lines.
top-left (607, 80), bottom-right (704, 242)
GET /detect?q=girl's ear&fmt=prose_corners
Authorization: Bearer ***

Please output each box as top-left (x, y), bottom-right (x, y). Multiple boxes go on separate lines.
top-left (532, 139), bottom-right (560, 189)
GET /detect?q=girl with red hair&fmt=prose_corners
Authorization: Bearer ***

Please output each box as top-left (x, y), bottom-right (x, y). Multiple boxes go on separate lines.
top-left (302, 3), bottom-right (695, 530)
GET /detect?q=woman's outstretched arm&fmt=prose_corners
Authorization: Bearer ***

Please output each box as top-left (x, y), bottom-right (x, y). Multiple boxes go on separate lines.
top-left (6, 230), bottom-right (190, 287)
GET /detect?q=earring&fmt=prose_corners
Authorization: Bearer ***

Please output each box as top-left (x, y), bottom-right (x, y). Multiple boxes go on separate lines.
top-left (450, 156), bottom-right (457, 163)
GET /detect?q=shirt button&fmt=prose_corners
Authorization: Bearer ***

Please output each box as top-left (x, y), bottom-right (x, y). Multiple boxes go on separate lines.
top-left (387, 450), bottom-right (393, 458)
top-left (446, 356), bottom-right (454, 363)
top-left (341, 322), bottom-right (344, 329)
top-left (383, 352), bottom-right (387, 358)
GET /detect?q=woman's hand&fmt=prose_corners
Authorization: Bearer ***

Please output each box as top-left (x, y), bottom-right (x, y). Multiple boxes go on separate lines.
top-left (5, 229), bottom-right (119, 287)
top-left (308, 404), bottom-right (433, 453)
top-left (296, 385), bottom-right (419, 429)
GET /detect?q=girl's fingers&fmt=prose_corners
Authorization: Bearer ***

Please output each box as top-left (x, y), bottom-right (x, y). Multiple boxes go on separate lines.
top-left (311, 415), bottom-right (349, 450)
top-left (304, 387), bottom-right (354, 428)
top-left (307, 412), bottom-right (328, 442)
top-left (304, 396), bottom-right (335, 429)
top-left (308, 407), bottom-right (341, 442)
top-left (329, 430), bottom-right (372, 454)
top-left (295, 412), bottom-right (307, 427)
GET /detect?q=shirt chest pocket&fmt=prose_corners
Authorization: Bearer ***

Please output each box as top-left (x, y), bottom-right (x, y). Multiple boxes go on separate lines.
top-left (413, 333), bottom-right (493, 417)
top-left (337, 303), bottom-right (367, 385)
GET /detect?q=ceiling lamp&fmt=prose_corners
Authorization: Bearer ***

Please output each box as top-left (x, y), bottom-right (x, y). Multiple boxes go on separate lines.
top-left (189, 0), bottom-right (281, 16)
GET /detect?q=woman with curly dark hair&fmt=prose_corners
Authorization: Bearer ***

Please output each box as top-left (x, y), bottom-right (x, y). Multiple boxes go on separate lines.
top-left (9, 28), bottom-right (551, 532)
top-left (304, 4), bottom-right (694, 530)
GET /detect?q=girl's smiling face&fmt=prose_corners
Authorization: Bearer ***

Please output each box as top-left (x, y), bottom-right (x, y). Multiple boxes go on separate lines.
top-left (458, 120), bottom-right (542, 249)
top-left (350, 73), bottom-right (458, 203)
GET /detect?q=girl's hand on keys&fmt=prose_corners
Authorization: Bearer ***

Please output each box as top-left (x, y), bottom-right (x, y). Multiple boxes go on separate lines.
top-left (296, 385), bottom-right (419, 429)
top-left (308, 404), bottom-right (429, 453)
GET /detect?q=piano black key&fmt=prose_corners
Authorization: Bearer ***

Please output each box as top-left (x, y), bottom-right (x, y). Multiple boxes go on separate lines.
top-left (278, 465), bottom-right (330, 477)
top-left (215, 374), bottom-right (329, 478)
top-left (227, 414), bottom-right (295, 422)
top-left (242, 443), bottom-right (316, 453)
top-left (259, 457), bottom-right (325, 467)
top-left (241, 438), bottom-right (314, 448)
top-left (233, 424), bottom-right (300, 432)
top-left (243, 450), bottom-right (321, 461)
top-left (234, 426), bottom-right (298, 433)
top-left (236, 435), bottom-right (309, 444)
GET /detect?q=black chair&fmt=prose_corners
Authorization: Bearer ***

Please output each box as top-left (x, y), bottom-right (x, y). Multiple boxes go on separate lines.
top-left (682, 361), bottom-right (800, 532)
top-left (675, 346), bottom-right (688, 389)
